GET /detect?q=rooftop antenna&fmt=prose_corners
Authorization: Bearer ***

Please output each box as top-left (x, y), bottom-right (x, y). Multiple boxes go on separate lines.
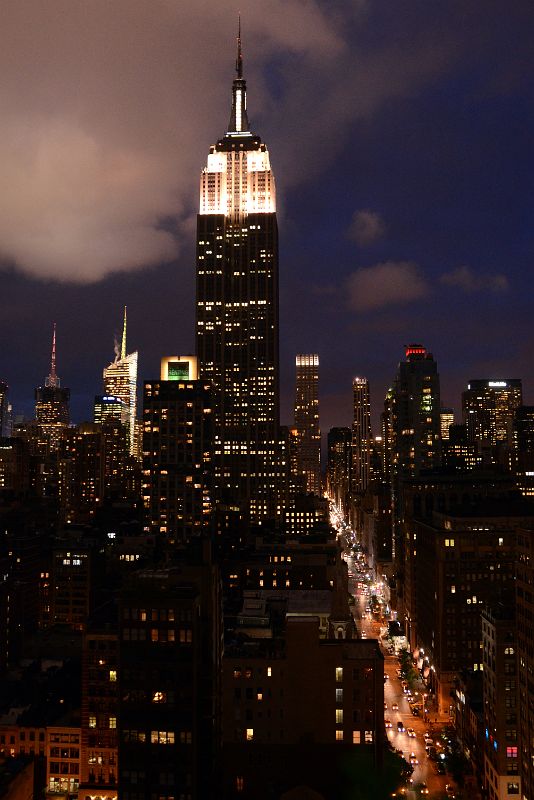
top-left (236, 14), bottom-right (243, 78)
top-left (121, 306), bottom-right (127, 361)
top-left (45, 323), bottom-right (60, 388)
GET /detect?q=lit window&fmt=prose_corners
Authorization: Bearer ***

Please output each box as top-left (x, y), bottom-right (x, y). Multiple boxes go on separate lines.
top-left (109, 670), bottom-right (117, 682)
top-left (267, 667), bottom-right (272, 677)
top-left (236, 776), bottom-right (244, 792)
top-left (335, 730), bottom-right (343, 741)
top-left (506, 747), bottom-right (518, 758)
top-left (109, 716), bottom-right (117, 729)
top-left (336, 709), bottom-right (343, 724)
top-left (335, 667), bottom-right (343, 683)
top-left (89, 716), bottom-right (96, 729)
top-left (353, 731), bottom-right (361, 744)
top-left (451, 585), bottom-right (456, 594)
top-left (336, 688), bottom-right (343, 703)
top-left (365, 731), bottom-right (373, 743)
top-left (246, 729), bottom-right (254, 741)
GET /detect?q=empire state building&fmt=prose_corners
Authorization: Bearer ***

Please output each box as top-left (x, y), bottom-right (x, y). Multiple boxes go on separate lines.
top-left (196, 29), bottom-right (281, 523)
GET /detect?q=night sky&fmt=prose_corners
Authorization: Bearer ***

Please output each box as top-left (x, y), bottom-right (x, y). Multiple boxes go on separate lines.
top-left (1, 0), bottom-right (533, 436)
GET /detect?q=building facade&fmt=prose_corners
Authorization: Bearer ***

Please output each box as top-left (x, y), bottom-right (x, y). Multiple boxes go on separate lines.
top-left (142, 373), bottom-right (213, 543)
top-left (463, 379), bottom-right (522, 457)
top-left (352, 377), bottom-right (372, 497)
top-left (481, 605), bottom-right (520, 800)
top-left (103, 308), bottom-right (138, 455)
top-left (326, 426), bottom-right (352, 518)
top-left (294, 354), bottom-right (321, 495)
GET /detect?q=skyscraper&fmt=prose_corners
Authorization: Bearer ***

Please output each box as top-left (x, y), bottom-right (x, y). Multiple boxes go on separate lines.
top-left (103, 307), bottom-right (138, 455)
top-left (294, 354), bottom-right (321, 495)
top-left (388, 345), bottom-right (441, 583)
top-left (0, 381), bottom-right (9, 437)
top-left (390, 344), bottom-right (441, 479)
top-left (93, 394), bottom-right (128, 426)
top-left (352, 377), bottom-right (372, 496)
top-left (142, 358), bottom-right (213, 543)
top-left (440, 407), bottom-right (455, 441)
top-left (326, 427), bottom-right (352, 518)
top-left (462, 379), bottom-right (522, 449)
top-left (35, 323), bottom-right (70, 451)
top-left (195, 29), bottom-right (280, 522)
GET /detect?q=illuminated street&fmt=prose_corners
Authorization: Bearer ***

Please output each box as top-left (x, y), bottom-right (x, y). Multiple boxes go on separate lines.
top-left (340, 531), bottom-right (455, 800)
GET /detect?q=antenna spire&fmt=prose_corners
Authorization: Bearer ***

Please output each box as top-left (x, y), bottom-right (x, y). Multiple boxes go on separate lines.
top-left (236, 14), bottom-right (243, 79)
top-left (45, 322), bottom-right (60, 388)
top-left (121, 306), bottom-right (127, 361)
top-left (228, 15), bottom-right (250, 134)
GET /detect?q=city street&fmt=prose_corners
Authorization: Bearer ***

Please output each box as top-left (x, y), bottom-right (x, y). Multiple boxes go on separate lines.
top-left (344, 550), bottom-right (452, 800)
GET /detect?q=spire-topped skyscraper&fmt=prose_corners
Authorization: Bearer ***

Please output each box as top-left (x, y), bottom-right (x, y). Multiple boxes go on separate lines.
top-left (103, 306), bottom-right (138, 455)
top-left (35, 323), bottom-right (70, 450)
top-left (45, 322), bottom-right (59, 388)
top-left (196, 25), bottom-right (281, 522)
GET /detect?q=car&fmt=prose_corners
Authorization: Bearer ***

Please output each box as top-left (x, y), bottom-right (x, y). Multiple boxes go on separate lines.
top-left (397, 721), bottom-right (405, 733)
top-left (384, 702), bottom-right (388, 710)
top-left (436, 762), bottom-right (446, 775)
top-left (409, 752), bottom-right (418, 765)
top-left (384, 673), bottom-right (389, 682)
top-left (424, 737), bottom-right (433, 746)
top-left (406, 727), bottom-right (416, 738)
top-left (411, 707), bottom-right (420, 716)
top-left (385, 719), bottom-right (393, 728)
top-left (419, 783), bottom-right (429, 795)
top-left (392, 703), bottom-right (399, 711)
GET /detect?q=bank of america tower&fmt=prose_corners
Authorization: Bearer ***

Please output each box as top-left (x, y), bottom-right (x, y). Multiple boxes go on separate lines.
top-left (196, 29), bottom-right (281, 523)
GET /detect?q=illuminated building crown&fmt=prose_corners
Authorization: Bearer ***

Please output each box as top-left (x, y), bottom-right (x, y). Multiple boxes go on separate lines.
top-left (199, 20), bottom-right (276, 216)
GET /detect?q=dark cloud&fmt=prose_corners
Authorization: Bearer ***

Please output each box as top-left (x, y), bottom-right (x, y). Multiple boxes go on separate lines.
top-left (348, 210), bottom-right (386, 246)
top-left (346, 261), bottom-right (429, 311)
top-left (440, 265), bottom-right (509, 293)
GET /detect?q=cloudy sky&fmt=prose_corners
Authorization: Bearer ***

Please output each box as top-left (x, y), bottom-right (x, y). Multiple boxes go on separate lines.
top-left (1, 0), bottom-right (533, 434)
